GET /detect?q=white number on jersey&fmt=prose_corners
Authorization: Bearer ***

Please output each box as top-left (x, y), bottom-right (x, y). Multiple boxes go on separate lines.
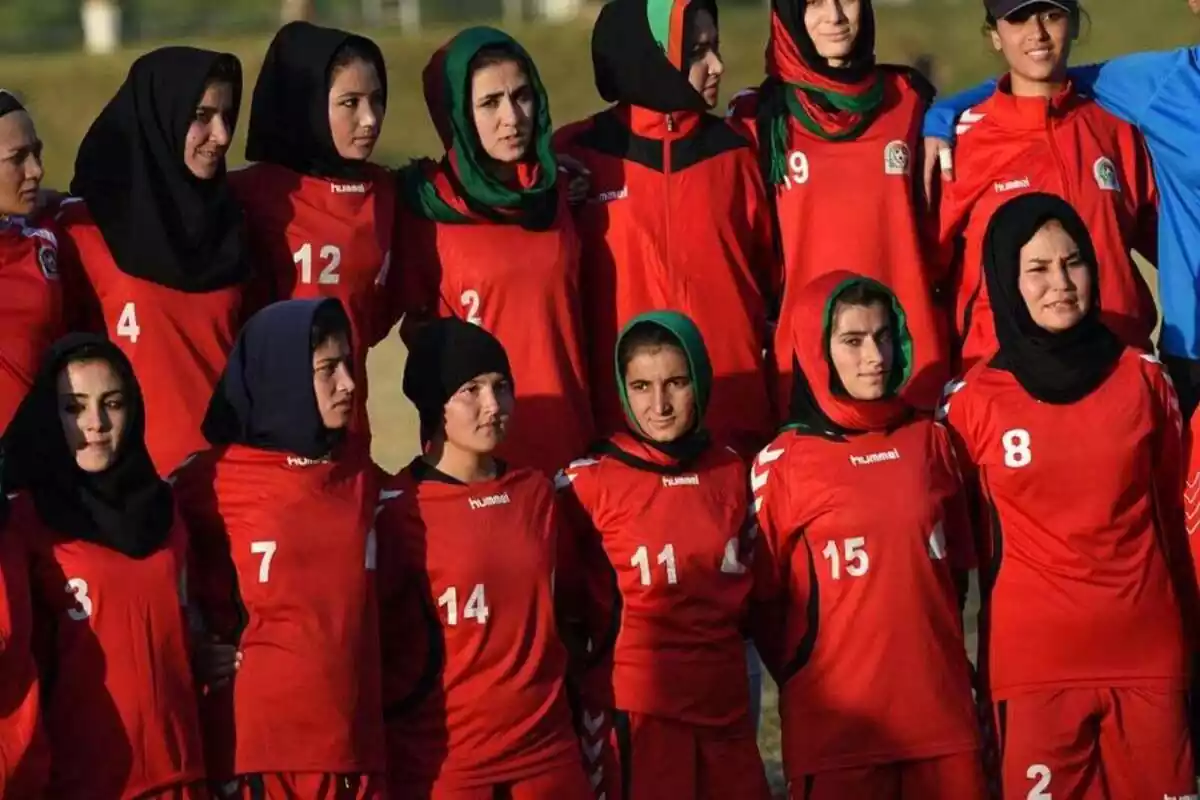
top-left (294, 243), bottom-right (342, 285)
top-left (1026, 764), bottom-right (1052, 799)
top-left (1002, 428), bottom-right (1033, 469)
top-left (438, 583), bottom-right (490, 626)
top-left (822, 537), bottom-right (869, 580)
top-left (66, 577), bottom-right (93, 620)
top-left (116, 301), bottom-right (141, 343)
top-left (460, 289), bottom-right (482, 325)
top-left (631, 544), bottom-right (679, 586)
top-left (250, 540), bottom-right (277, 583)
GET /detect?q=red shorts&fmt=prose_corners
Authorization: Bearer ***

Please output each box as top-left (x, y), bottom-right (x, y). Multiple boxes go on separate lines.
top-left (215, 773), bottom-right (383, 799)
top-left (143, 782), bottom-right (210, 800)
top-left (588, 708), bottom-right (770, 800)
top-left (790, 751), bottom-right (986, 800)
top-left (393, 759), bottom-right (592, 800)
top-left (994, 687), bottom-right (1195, 799)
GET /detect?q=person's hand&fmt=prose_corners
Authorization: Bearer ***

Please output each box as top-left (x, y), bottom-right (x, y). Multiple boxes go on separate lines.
top-left (921, 137), bottom-right (954, 211)
top-left (194, 635), bottom-right (243, 689)
top-left (556, 153), bottom-right (592, 207)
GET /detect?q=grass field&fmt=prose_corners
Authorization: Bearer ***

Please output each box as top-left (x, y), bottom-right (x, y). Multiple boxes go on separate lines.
top-left (2, 1), bottom-right (1188, 791)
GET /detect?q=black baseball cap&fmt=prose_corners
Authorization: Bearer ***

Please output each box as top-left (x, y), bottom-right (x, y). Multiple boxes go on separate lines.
top-left (986, 0), bottom-right (1076, 19)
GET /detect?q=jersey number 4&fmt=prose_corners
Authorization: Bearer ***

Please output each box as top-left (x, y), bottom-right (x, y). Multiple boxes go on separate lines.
top-left (116, 302), bottom-right (141, 343)
top-left (438, 583), bottom-right (490, 626)
top-left (294, 243), bottom-right (342, 285)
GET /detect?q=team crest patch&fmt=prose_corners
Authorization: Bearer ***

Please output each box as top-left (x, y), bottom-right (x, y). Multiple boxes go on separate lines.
top-left (1093, 156), bottom-right (1121, 192)
top-left (884, 140), bottom-right (911, 176)
top-left (36, 242), bottom-right (58, 279)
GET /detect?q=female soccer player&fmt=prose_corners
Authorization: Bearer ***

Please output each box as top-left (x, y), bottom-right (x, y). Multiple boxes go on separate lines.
top-left (558, 311), bottom-right (771, 799)
top-left (937, 0), bottom-right (1157, 370)
top-left (4, 334), bottom-right (204, 797)
top-left (0, 90), bottom-right (60, 433)
top-left (174, 299), bottom-right (384, 799)
top-left (396, 27), bottom-right (592, 477)
top-left (750, 273), bottom-right (983, 798)
top-left (943, 192), bottom-right (1196, 798)
top-left (554, 0), bottom-right (776, 458)
top-left (58, 47), bottom-right (249, 476)
top-left (727, 0), bottom-right (949, 411)
top-left (376, 317), bottom-right (589, 799)
top-left (233, 22), bottom-right (394, 436)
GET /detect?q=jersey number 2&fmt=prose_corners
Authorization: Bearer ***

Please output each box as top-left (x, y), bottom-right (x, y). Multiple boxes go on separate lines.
top-left (294, 243), bottom-right (342, 285)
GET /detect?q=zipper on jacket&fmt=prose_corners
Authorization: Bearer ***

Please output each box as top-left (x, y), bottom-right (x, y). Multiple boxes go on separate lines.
top-left (664, 113), bottom-right (674, 300)
top-left (1045, 103), bottom-right (1073, 203)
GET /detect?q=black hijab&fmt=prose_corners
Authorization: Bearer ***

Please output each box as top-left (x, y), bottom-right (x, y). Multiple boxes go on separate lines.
top-left (591, 0), bottom-right (715, 113)
top-left (202, 298), bottom-right (351, 459)
top-left (1, 334), bottom-right (174, 558)
top-left (70, 47), bottom-right (248, 294)
top-left (0, 90), bottom-right (25, 119)
top-left (984, 192), bottom-right (1125, 404)
top-left (246, 21), bottom-right (388, 180)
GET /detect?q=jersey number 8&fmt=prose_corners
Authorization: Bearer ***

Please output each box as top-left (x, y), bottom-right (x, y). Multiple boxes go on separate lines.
top-left (1002, 428), bottom-right (1032, 469)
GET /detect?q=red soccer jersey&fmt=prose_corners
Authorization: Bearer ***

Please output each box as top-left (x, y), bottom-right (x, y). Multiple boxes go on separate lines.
top-left (728, 70), bottom-right (951, 411)
top-left (554, 106), bottom-right (778, 457)
top-left (377, 460), bottom-right (579, 791)
top-left (938, 80), bottom-right (1158, 369)
top-left (0, 526), bottom-right (48, 798)
top-left (557, 434), bottom-right (756, 728)
top-left (943, 350), bottom-right (1191, 700)
top-left (173, 442), bottom-right (384, 779)
top-left (396, 163), bottom-right (593, 477)
top-left (56, 199), bottom-right (250, 475)
top-left (10, 493), bottom-right (203, 799)
top-left (0, 217), bottom-right (62, 431)
top-left (749, 418), bottom-right (979, 775)
top-left (230, 162), bottom-right (398, 436)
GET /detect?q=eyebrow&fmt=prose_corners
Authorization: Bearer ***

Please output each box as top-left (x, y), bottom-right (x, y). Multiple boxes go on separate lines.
top-left (838, 326), bottom-right (891, 337)
top-left (2, 138), bottom-right (40, 156)
top-left (63, 389), bottom-right (123, 399)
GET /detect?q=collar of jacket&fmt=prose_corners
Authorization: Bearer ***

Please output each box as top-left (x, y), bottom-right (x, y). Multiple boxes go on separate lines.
top-left (615, 103), bottom-right (704, 140)
top-left (986, 75), bottom-right (1085, 130)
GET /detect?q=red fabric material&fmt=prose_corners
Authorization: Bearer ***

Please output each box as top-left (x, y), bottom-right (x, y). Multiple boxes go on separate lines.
top-left (944, 350), bottom-right (1191, 699)
top-left (750, 418), bottom-right (979, 775)
top-left (994, 689), bottom-right (1194, 800)
top-left (376, 464), bottom-right (580, 790)
top-left (174, 443), bottom-right (384, 779)
top-left (794, 752), bottom-right (987, 800)
top-left (728, 77), bottom-right (950, 412)
top-left (396, 759), bottom-right (590, 800)
top-left (557, 434), bottom-right (756, 728)
top-left (218, 773), bottom-right (384, 799)
top-left (395, 165), bottom-right (593, 477)
top-left (229, 162), bottom-right (398, 439)
top-left (56, 199), bottom-right (250, 476)
top-left (0, 217), bottom-right (62, 432)
top-left (937, 79), bottom-right (1159, 370)
top-left (12, 493), bottom-right (204, 799)
top-left (0, 526), bottom-right (48, 799)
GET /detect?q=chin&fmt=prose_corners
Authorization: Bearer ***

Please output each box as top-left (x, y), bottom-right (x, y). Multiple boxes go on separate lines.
top-left (76, 454), bottom-right (116, 473)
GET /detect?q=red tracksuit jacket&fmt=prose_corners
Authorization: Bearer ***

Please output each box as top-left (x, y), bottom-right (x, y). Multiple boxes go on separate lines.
top-left (554, 106), bottom-right (777, 457)
top-left (56, 199), bottom-right (251, 476)
top-left (750, 419), bottom-right (979, 775)
top-left (377, 460), bottom-right (579, 791)
top-left (11, 494), bottom-right (203, 798)
top-left (173, 442), bottom-right (384, 780)
top-left (557, 433), bottom-right (756, 728)
top-left (0, 216), bottom-right (62, 432)
top-left (728, 70), bottom-right (951, 411)
top-left (943, 350), bottom-right (1192, 700)
top-left (0, 526), bottom-right (47, 798)
top-left (396, 164), bottom-right (593, 477)
top-left (938, 79), bottom-right (1158, 369)
top-left (229, 162), bottom-right (398, 435)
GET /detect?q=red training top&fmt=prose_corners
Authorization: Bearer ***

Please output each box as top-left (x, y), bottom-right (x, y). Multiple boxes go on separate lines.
top-left (0, 522), bottom-right (48, 798)
top-left (173, 442), bottom-right (384, 779)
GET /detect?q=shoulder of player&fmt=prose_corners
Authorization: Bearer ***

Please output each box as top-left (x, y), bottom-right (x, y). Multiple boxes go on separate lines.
top-left (551, 117), bottom-right (595, 152)
top-left (725, 86), bottom-right (761, 122)
top-left (554, 455), bottom-right (607, 494)
top-left (52, 196), bottom-right (92, 228)
top-left (934, 362), bottom-right (999, 422)
top-left (751, 430), bottom-right (803, 489)
top-left (878, 64), bottom-right (936, 108)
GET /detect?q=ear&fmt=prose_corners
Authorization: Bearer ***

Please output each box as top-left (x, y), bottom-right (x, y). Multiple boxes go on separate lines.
top-left (989, 27), bottom-right (1004, 53)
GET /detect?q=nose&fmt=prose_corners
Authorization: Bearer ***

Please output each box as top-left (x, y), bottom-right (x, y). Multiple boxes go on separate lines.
top-left (1049, 262), bottom-right (1075, 290)
top-left (359, 100), bottom-right (378, 132)
top-left (335, 363), bottom-right (356, 396)
top-left (479, 385), bottom-right (501, 415)
top-left (707, 51), bottom-right (725, 78)
top-left (861, 337), bottom-right (884, 367)
top-left (499, 96), bottom-right (521, 129)
top-left (26, 152), bottom-right (43, 183)
top-left (1031, 14), bottom-right (1051, 39)
top-left (651, 385), bottom-right (673, 416)
top-left (831, 0), bottom-right (849, 23)
top-left (210, 115), bottom-right (231, 148)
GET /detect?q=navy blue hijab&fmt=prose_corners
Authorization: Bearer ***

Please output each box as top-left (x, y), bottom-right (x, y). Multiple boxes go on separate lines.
top-left (202, 298), bottom-right (352, 458)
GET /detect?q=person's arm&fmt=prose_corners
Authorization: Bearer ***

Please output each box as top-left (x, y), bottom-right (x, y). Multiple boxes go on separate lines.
top-left (922, 79), bottom-right (998, 141)
top-left (1069, 49), bottom-right (1194, 127)
top-left (747, 442), bottom-right (793, 683)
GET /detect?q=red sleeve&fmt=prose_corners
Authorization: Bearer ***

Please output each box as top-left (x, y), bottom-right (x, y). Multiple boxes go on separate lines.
top-left (392, 211), bottom-right (443, 348)
top-left (53, 212), bottom-right (104, 335)
top-left (554, 460), bottom-right (617, 667)
top-left (931, 421), bottom-right (977, 574)
top-left (748, 439), bottom-right (795, 680)
top-left (742, 151), bottom-right (782, 321)
top-left (1129, 129), bottom-right (1159, 265)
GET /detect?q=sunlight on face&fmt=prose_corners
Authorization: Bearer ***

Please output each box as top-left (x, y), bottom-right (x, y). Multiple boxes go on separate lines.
top-left (57, 359), bottom-right (128, 473)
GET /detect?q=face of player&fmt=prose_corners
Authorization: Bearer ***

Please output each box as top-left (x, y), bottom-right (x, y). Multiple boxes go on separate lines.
top-left (624, 344), bottom-right (697, 443)
top-left (441, 372), bottom-right (514, 455)
top-left (686, 9), bottom-right (723, 109)
top-left (804, 0), bottom-right (863, 66)
top-left (990, 3), bottom-right (1075, 87)
top-left (312, 333), bottom-right (356, 430)
top-left (828, 301), bottom-right (894, 401)
top-left (328, 58), bottom-right (385, 161)
top-left (471, 58), bottom-right (535, 167)
top-left (1017, 219), bottom-right (1093, 333)
top-left (0, 110), bottom-right (44, 217)
top-left (183, 81), bottom-right (236, 180)
top-left (1191, 0), bottom-right (1200, 16)
top-left (57, 359), bottom-right (128, 474)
